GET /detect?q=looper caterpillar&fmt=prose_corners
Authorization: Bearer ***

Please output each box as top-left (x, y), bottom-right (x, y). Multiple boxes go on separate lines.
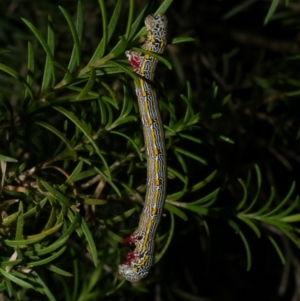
top-left (118, 14), bottom-right (168, 282)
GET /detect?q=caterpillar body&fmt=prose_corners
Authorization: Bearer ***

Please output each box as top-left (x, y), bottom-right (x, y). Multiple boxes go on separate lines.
top-left (118, 14), bottom-right (168, 282)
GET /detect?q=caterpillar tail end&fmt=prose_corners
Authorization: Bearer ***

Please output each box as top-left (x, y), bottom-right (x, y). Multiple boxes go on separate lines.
top-left (118, 264), bottom-right (142, 282)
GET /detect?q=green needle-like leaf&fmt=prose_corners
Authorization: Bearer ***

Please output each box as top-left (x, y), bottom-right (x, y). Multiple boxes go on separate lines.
top-left (155, 212), bottom-right (174, 263)
top-left (41, 180), bottom-right (70, 207)
top-left (173, 146), bottom-right (208, 165)
top-left (27, 246), bottom-right (67, 267)
top-left (0, 268), bottom-right (34, 289)
top-left (267, 235), bottom-right (285, 264)
top-left (243, 165), bottom-right (261, 213)
top-left (59, 5), bottom-right (81, 67)
top-left (41, 15), bottom-right (55, 91)
top-left (165, 203), bottom-right (188, 221)
top-left (264, 0), bottom-right (280, 25)
top-left (264, 182), bottom-right (296, 217)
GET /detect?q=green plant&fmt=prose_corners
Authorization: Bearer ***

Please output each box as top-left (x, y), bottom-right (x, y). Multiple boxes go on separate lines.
top-left (0, 0), bottom-right (300, 300)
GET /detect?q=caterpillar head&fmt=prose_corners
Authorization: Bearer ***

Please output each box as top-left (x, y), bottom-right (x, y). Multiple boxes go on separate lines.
top-left (118, 264), bottom-right (142, 282)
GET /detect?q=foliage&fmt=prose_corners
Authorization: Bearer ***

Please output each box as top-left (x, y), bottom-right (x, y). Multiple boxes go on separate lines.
top-left (0, 0), bottom-right (300, 300)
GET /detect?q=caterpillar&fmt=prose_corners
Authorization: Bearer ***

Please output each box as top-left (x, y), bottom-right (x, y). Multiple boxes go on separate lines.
top-left (118, 14), bottom-right (168, 282)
